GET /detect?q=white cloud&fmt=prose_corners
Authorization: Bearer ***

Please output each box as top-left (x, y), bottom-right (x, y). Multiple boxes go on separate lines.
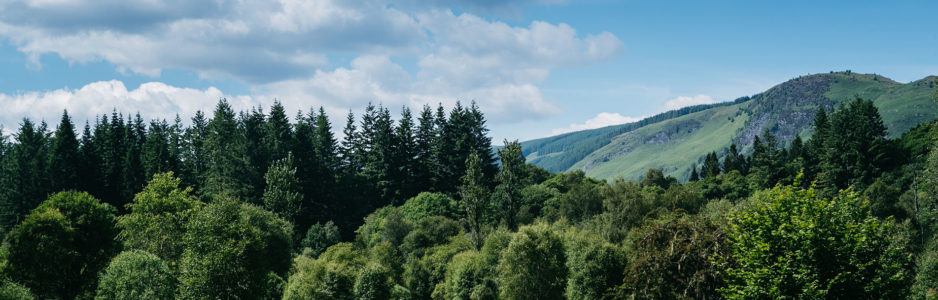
top-left (0, 81), bottom-right (254, 132)
top-left (549, 93), bottom-right (722, 135)
top-left (0, 0), bottom-right (623, 126)
top-left (552, 112), bottom-right (643, 135)
top-left (663, 94), bottom-right (716, 111)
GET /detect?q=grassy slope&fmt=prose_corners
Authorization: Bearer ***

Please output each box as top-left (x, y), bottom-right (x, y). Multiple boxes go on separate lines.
top-left (570, 102), bottom-right (749, 181)
top-left (531, 73), bottom-right (937, 181)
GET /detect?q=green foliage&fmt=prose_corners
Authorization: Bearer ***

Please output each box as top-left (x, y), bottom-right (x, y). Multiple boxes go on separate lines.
top-left (0, 279), bottom-right (34, 300)
top-left (95, 250), bottom-right (175, 300)
top-left (302, 221), bottom-right (341, 257)
top-left (117, 172), bottom-right (200, 269)
top-left (496, 140), bottom-right (525, 229)
top-left (460, 152), bottom-right (490, 250)
top-left (3, 191), bottom-right (120, 300)
top-left (722, 182), bottom-right (913, 298)
top-left (496, 223), bottom-right (567, 300)
top-left (177, 199), bottom-right (293, 299)
top-left (401, 216), bottom-right (461, 258)
top-left (354, 264), bottom-right (392, 300)
top-left (399, 192), bottom-right (460, 222)
top-left (640, 168), bottom-right (676, 189)
top-left (263, 153), bottom-right (303, 223)
top-left (283, 243), bottom-right (362, 300)
top-left (912, 244), bottom-right (938, 299)
top-left (542, 171), bottom-right (604, 223)
top-left (563, 228), bottom-right (626, 300)
top-left (439, 251), bottom-right (496, 300)
top-left (619, 213), bottom-right (728, 299)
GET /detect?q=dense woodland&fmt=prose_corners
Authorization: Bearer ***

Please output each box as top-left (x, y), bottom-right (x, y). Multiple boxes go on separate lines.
top-left (1, 90), bottom-right (938, 299)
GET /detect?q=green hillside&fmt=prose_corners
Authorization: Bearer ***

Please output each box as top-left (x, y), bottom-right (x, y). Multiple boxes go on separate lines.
top-left (523, 72), bottom-right (938, 181)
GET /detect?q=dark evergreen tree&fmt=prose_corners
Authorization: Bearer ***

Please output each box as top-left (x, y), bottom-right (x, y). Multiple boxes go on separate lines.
top-left (414, 104), bottom-right (437, 193)
top-left (119, 114), bottom-right (146, 208)
top-left (202, 99), bottom-right (251, 200)
top-left (818, 98), bottom-right (888, 191)
top-left (393, 106), bottom-right (419, 203)
top-left (79, 119), bottom-right (104, 199)
top-left (99, 112), bottom-right (126, 207)
top-left (181, 111), bottom-right (208, 192)
top-left (701, 151), bottom-right (721, 178)
top-left (141, 120), bottom-right (174, 179)
top-left (266, 101), bottom-right (294, 163)
top-left (242, 107), bottom-right (270, 203)
top-left (49, 110), bottom-right (81, 192)
top-left (0, 119), bottom-right (50, 232)
top-left (689, 164), bottom-right (700, 182)
top-left (722, 144), bottom-right (745, 175)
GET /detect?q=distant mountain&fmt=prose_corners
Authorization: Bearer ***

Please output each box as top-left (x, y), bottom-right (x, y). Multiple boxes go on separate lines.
top-left (522, 72), bottom-right (938, 181)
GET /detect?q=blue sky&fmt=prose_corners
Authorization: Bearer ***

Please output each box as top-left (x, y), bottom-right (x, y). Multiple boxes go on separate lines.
top-left (0, 0), bottom-right (935, 142)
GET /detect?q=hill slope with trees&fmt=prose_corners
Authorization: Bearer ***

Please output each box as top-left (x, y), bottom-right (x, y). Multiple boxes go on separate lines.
top-left (523, 72), bottom-right (938, 181)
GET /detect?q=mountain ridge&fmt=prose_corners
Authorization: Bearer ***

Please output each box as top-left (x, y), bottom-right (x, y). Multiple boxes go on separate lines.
top-left (522, 72), bottom-right (938, 181)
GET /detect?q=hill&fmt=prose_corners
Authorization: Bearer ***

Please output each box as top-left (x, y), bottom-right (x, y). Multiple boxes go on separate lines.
top-left (522, 72), bottom-right (938, 181)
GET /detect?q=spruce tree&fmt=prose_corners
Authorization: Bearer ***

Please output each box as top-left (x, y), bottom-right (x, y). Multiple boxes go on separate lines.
top-left (393, 107), bottom-right (419, 203)
top-left (702, 151), bottom-right (721, 178)
top-left (414, 105), bottom-right (437, 193)
top-left (202, 99), bottom-right (251, 201)
top-left (181, 111), bottom-right (209, 191)
top-left (688, 164), bottom-right (700, 182)
top-left (49, 110), bottom-right (81, 192)
top-left (242, 107), bottom-right (269, 203)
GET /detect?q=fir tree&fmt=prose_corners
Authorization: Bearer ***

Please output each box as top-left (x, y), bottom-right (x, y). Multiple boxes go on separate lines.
top-left (49, 110), bottom-right (81, 192)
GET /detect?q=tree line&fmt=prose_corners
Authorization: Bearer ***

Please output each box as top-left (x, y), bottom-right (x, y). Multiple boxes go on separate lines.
top-left (0, 91), bottom-right (938, 299)
top-left (0, 100), bottom-right (494, 239)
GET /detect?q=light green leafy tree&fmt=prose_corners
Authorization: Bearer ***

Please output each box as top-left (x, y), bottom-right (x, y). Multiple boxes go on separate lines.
top-left (95, 250), bottom-right (175, 300)
top-left (722, 178), bottom-right (913, 298)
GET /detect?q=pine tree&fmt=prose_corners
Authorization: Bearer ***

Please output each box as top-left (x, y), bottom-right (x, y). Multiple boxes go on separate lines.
top-left (49, 110), bottom-right (81, 192)
top-left (242, 107), bottom-right (268, 203)
top-left (266, 101), bottom-right (294, 163)
top-left (202, 99), bottom-right (251, 201)
top-left (313, 107), bottom-right (340, 222)
top-left (182, 111), bottom-right (208, 192)
top-left (393, 106), bottom-right (419, 203)
top-left (460, 151), bottom-right (489, 250)
top-left (100, 111), bottom-right (126, 207)
top-left (141, 119), bottom-right (173, 179)
top-left (689, 164), bottom-right (700, 182)
top-left (702, 151), bottom-right (721, 178)
top-left (78, 121), bottom-right (103, 197)
top-left (0, 119), bottom-right (50, 231)
top-left (722, 144), bottom-right (745, 174)
top-left (340, 110), bottom-right (362, 173)
top-left (414, 105), bottom-right (437, 193)
top-left (120, 114), bottom-right (146, 208)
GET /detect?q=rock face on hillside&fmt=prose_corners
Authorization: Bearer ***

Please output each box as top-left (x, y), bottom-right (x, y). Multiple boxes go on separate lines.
top-left (734, 74), bottom-right (837, 150)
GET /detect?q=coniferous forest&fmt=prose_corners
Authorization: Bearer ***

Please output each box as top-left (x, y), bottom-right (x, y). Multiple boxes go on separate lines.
top-left (1, 91), bottom-right (938, 299)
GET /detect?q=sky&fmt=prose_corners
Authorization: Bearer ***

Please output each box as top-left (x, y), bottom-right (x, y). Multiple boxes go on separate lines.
top-left (0, 0), bottom-right (936, 143)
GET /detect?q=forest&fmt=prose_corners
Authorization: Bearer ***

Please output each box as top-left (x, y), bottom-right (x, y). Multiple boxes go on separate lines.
top-left (1, 91), bottom-right (938, 299)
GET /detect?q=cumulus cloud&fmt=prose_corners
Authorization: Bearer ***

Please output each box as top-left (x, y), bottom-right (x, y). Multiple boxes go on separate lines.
top-left (550, 94), bottom-right (724, 135)
top-left (552, 112), bottom-right (643, 135)
top-left (0, 81), bottom-right (254, 131)
top-left (0, 0), bottom-right (623, 125)
top-left (663, 94), bottom-right (717, 111)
